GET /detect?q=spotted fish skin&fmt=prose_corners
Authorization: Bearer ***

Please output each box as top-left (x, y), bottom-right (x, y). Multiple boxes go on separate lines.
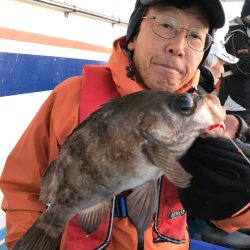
top-left (13, 90), bottom-right (225, 250)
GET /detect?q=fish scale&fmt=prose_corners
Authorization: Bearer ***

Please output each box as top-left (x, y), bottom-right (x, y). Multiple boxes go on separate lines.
top-left (13, 90), bottom-right (225, 250)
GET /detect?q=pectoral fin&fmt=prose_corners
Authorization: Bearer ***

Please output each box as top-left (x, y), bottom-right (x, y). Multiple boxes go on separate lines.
top-left (141, 130), bottom-right (192, 188)
top-left (76, 201), bottom-right (110, 234)
top-left (40, 160), bottom-right (58, 204)
top-left (126, 180), bottom-right (157, 234)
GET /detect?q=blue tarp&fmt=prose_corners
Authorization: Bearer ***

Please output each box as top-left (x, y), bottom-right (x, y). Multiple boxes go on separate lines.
top-left (190, 239), bottom-right (233, 250)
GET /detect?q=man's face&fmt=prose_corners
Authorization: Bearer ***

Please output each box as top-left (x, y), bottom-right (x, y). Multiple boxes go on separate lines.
top-left (127, 5), bottom-right (209, 92)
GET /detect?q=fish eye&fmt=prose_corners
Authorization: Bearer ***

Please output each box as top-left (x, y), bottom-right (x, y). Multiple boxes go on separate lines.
top-left (175, 94), bottom-right (196, 115)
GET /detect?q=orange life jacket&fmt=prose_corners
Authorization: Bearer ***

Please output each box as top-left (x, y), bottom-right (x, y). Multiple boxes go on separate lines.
top-left (62, 65), bottom-right (188, 250)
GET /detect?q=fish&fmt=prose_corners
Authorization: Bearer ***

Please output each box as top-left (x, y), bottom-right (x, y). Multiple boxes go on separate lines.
top-left (13, 90), bottom-right (225, 250)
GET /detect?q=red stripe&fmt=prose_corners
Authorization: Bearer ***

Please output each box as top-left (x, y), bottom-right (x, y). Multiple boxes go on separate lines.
top-left (0, 27), bottom-right (112, 54)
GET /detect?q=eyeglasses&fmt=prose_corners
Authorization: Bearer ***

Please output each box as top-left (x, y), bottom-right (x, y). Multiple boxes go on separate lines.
top-left (142, 15), bottom-right (213, 52)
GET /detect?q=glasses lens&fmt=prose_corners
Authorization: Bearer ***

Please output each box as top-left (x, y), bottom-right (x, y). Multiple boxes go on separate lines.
top-left (151, 16), bottom-right (212, 52)
top-left (152, 16), bottom-right (179, 39)
top-left (204, 34), bottom-right (213, 51)
top-left (187, 29), bottom-right (212, 52)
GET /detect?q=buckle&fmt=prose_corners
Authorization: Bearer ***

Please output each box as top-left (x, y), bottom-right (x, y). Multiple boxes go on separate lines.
top-left (114, 196), bottom-right (127, 217)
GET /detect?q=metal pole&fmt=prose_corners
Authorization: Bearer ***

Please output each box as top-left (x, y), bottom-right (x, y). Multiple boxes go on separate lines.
top-left (30, 0), bottom-right (128, 26)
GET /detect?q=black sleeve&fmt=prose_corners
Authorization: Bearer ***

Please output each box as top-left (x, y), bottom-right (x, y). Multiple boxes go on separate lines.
top-left (234, 114), bottom-right (250, 143)
top-left (225, 31), bottom-right (250, 77)
top-left (198, 65), bottom-right (215, 93)
top-left (218, 80), bottom-right (228, 105)
top-left (179, 137), bottom-right (250, 220)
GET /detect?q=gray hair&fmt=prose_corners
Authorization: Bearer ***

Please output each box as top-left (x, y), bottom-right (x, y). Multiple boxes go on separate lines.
top-left (204, 54), bottom-right (221, 69)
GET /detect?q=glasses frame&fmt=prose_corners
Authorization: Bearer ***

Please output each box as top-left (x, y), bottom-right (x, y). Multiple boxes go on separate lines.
top-left (142, 15), bottom-right (213, 52)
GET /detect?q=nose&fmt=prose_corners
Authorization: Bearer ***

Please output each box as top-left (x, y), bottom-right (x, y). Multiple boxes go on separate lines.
top-left (166, 30), bottom-right (187, 57)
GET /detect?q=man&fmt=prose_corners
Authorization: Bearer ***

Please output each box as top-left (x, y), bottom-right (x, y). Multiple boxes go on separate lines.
top-left (219, 0), bottom-right (250, 125)
top-left (0, 1), bottom-right (250, 250)
top-left (193, 42), bottom-right (250, 249)
top-left (198, 42), bottom-right (239, 94)
top-left (205, 42), bottom-right (239, 92)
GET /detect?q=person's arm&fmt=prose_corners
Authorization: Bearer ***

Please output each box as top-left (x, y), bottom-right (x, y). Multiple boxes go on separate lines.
top-left (226, 31), bottom-right (250, 77)
top-left (179, 117), bottom-right (250, 231)
top-left (210, 135), bottom-right (250, 232)
top-left (0, 92), bottom-right (59, 248)
top-left (0, 76), bottom-right (82, 249)
top-left (232, 114), bottom-right (250, 143)
top-left (211, 208), bottom-right (250, 233)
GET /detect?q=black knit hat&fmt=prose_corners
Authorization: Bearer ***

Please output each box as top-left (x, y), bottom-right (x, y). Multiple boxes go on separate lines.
top-left (241, 0), bottom-right (250, 18)
top-left (126, 0), bottom-right (225, 44)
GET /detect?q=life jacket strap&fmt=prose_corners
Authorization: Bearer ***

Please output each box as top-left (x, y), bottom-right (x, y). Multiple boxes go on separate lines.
top-left (114, 196), bottom-right (127, 218)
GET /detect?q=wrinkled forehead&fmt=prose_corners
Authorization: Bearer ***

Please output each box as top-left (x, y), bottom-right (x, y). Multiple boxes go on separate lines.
top-left (147, 3), bottom-right (210, 29)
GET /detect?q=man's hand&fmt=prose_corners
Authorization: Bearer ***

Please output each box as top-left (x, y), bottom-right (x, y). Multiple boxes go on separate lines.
top-left (179, 137), bottom-right (250, 220)
top-left (224, 115), bottom-right (240, 139)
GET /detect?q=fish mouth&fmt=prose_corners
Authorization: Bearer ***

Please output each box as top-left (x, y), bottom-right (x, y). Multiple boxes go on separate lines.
top-left (192, 94), bottom-right (226, 128)
top-left (203, 94), bottom-right (226, 124)
top-left (211, 104), bottom-right (226, 124)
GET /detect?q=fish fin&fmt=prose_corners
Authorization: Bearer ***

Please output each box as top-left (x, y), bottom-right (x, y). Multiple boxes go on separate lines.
top-left (13, 218), bottom-right (62, 250)
top-left (141, 131), bottom-right (192, 188)
top-left (76, 201), bottom-right (110, 234)
top-left (126, 180), bottom-right (157, 234)
top-left (40, 160), bottom-right (58, 204)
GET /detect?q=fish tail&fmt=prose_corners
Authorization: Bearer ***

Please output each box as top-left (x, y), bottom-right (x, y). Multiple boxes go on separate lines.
top-left (13, 218), bottom-right (63, 250)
